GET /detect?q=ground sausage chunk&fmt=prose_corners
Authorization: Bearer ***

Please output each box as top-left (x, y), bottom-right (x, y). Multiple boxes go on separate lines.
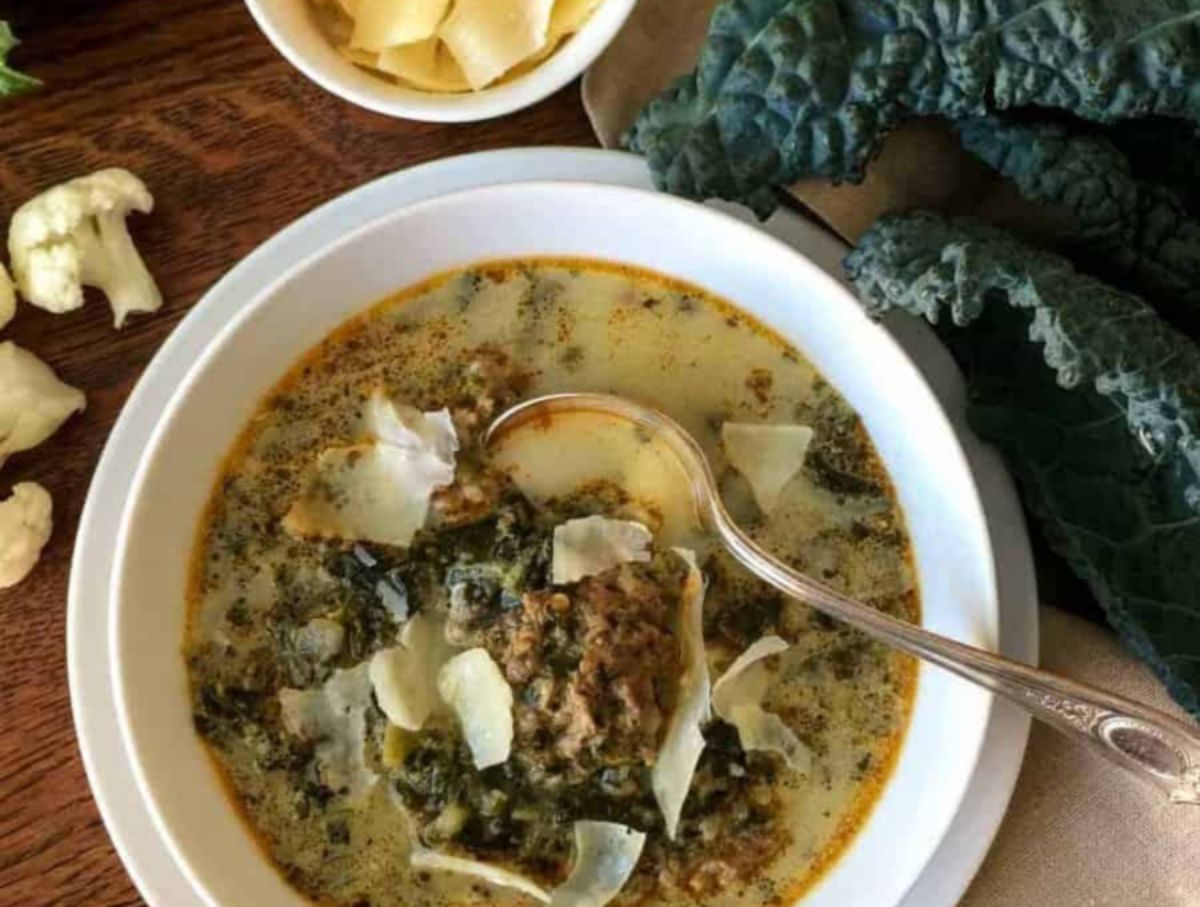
top-left (490, 561), bottom-right (683, 771)
top-left (430, 347), bottom-right (529, 528)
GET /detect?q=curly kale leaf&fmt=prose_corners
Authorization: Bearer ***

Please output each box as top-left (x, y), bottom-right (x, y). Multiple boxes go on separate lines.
top-left (1109, 118), bottom-right (1200, 213)
top-left (959, 118), bottom-right (1200, 331)
top-left (627, 0), bottom-right (1200, 217)
top-left (845, 212), bottom-right (1200, 716)
top-left (0, 22), bottom-right (38, 97)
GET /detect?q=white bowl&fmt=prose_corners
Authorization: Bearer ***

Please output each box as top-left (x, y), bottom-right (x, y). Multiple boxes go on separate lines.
top-left (243, 0), bottom-right (638, 122)
top-left (112, 181), bottom-right (998, 907)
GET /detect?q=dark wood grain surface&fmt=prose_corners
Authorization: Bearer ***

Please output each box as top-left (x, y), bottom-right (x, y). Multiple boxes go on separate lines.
top-left (0, 3), bottom-right (596, 904)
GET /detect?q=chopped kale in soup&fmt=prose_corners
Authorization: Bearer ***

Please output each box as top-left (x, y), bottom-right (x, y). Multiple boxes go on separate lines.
top-left (186, 260), bottom-right (918, 906)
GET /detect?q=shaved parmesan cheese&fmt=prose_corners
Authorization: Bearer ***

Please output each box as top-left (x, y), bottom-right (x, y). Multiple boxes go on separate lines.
top-left (370, 613), bottom-right (455, 730)
top-left (350, 0), bottom-right (452, 50)
top-left (722, 422), bottom-right (814, 516)
top-left (339, 45), bottom-right (379, 68)
top-left (284, 393), bottom-right (459, 547)
top-left (378, 38), bottom-right (470, 92)
top-left (713, 636), bottom-right (812, 773)
top-left (438, 648), bottom-right (513, 768)
top-left (548, 0), bottom-right (603, 38)
top-left (323, 0), bottom-right (606, 94)
top-left (283, 444), bottom-right (441, 546)
top-left (365, 391), bottom-right (458, 467)
top-left (652, 548), bottom-right (710, 839)
top-left (550, 821), bottom-right (646, 907)
top-left (279, 664), bottom-right (376, 802)
top-left (411, 848), bottom-right (550, 901)
top-left (551, 515), bottom-right (652, 584)
top-left (411, 820), bottom-right (644, 906)
top-left (439, 0), bottom-right (555, 90)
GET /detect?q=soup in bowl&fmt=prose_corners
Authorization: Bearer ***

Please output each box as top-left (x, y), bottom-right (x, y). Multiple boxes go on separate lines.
top-left (111, 183), bottom-right (997, 907)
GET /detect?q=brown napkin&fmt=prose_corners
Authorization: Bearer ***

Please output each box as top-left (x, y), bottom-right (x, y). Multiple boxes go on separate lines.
top-left (583, 3), bottom-right (1200, 903)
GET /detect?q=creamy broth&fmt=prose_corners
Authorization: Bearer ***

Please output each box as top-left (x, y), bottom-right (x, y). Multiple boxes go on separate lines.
top-left (186, 260), bottom-right (917, 907)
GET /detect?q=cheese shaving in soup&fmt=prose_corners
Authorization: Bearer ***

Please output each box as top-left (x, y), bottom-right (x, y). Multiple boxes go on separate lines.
top-left (281, 444), bottom-right (436, 546)
top-left (278, 664), bottom-right (377, 803)
top-left (411, 848), bottom-right (551, 902)
top-left (350, 0), bottom-right (452, 50)
top-left (551, 515), bottom-right (653, 584)
top-left (437, 648), bottom-right (514, 769)
top-left (185, 258), bottom-right (919, 907)
top-left (412, 820), bottom-right (645, 907)
top-left (714, 636), bottom-right (813, 773)
top-left (651, 548), bottom-right (710, 840)
top-left (369, 613), bottom-right (456, 731)
top-left (550, 821), bottom-right (647, 907)
top-left (283, 394), bottom-right (458, 547)
top-left (722, 422), bottom-right (814, 515)
top-left (365, 392), bottom-right (459, 464)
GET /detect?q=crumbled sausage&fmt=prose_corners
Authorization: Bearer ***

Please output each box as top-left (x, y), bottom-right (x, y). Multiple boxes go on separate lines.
top-left (490, 564), bottom-right (681, 769)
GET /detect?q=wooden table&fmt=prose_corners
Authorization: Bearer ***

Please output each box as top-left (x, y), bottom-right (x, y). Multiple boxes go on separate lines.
top-left (0, 3), bottom-right (597, 904)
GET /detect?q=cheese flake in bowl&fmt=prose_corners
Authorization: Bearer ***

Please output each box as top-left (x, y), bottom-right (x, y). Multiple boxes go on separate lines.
top-left (312, 0), bottom-right (606, 94)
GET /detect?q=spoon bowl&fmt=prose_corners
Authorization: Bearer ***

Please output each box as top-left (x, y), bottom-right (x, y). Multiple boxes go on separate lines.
top-left (488, 392), bottom-right (1200, 804)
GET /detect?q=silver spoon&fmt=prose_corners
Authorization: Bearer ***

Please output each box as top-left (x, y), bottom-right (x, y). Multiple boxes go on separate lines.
top-left (486, 392), bottom-right (1200, 804)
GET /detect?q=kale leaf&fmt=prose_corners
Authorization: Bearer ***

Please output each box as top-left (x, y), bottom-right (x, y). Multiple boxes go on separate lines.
top-left (958, 118), bottom-right (1200, 331)
top-left (1110, 118), bottom-right (1200, 213)
top-left (627, 0), bottom-right (1200, 216)
top-left (845, 212), bottom-right (1200, 716)
top-left (0, 22), bottom-right (38, 97)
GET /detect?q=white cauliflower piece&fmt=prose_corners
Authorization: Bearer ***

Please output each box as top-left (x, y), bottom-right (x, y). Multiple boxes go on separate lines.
top-left (0, 483), bottom-right (52, 588)
top-left (0, 263), bottom-right (14, 331)
top-left (0, 342), bottom-right (86, 467)
top-left (9, 168), bottom-right (162, 328)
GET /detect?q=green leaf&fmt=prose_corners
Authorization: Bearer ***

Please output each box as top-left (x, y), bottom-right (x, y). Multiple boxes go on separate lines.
top-left (1110, 118), bottom-right (1200, 214)
top-left (958, 117), bottom-right (1200, 333)
top-left (627, 0), bottom-right (1200, 216)
top-left (845, 212), bottom-right (1200, 716)
top-left (0, 21), bottom-right (39, 97)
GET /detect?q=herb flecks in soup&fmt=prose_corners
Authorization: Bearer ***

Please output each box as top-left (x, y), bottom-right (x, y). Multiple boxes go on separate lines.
top-left (186, 260), bottom-right (918, 907)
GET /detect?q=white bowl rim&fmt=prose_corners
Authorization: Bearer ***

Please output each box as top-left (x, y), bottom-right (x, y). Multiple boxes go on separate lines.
top-left (243, 0), bottom-right (639, 123)
top-left (111, 178), bottom-right (999, 907)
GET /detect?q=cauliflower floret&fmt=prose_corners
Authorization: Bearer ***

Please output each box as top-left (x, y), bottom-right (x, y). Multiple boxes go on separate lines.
top-left (8, 168), bottom-right (162, 328)
top-left (0, 483), bottom-right (52, 588)
top-left (0, 263), bottom-right (14, 330)
top-left (0, 341), bottom-right (86, 467)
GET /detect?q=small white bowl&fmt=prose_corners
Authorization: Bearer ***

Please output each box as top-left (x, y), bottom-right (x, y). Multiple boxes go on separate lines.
top-left (244, 0), bottom-right (638, 122)
top-left (111, 181), bottom-right (999, 907)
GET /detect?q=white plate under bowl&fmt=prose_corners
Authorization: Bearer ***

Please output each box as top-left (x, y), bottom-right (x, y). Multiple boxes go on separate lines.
top-left (69, 149), bottom-right (1035, 907)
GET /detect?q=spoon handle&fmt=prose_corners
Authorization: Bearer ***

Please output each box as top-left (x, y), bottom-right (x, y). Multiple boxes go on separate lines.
top-left (715, 512), bottom-right (1200, 804)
